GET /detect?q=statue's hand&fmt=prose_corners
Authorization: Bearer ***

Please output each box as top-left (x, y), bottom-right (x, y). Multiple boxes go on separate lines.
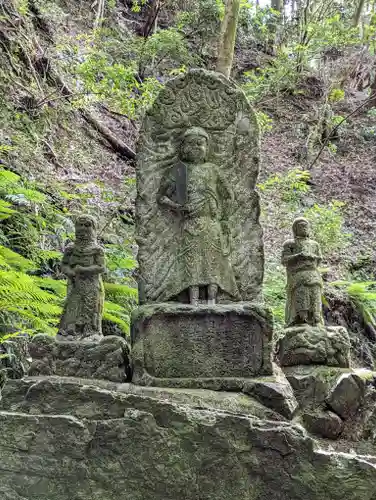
top-left (159, 196), bottom-right (180, 212)
top-left (301, 253), bottom-right (315, 260)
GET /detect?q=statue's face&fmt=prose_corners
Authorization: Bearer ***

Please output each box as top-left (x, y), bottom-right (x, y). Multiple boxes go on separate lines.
top-left (181, 134), bottom-right (208, 163)
top-left (294, 220), bottom-right (310, 238)
top-left (75, 217), bottom-right (96, 242)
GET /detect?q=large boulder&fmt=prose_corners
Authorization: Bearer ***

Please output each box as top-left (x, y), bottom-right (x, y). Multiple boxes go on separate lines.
top-left (326, 373), bottom-right (366, 419)
top-left (0, 376), bottom-right (375, 500)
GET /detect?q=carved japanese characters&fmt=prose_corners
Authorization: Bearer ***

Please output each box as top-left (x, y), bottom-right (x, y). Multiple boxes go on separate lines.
top-left (282, 217), bottom-right (323, 327)
top-left (57, 215), bottom-right (105, 341)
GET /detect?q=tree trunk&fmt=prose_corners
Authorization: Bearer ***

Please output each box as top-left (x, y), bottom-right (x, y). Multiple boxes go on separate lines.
top-left (353, 0), bottom-right (366, 27)
top-left (141, 0), bottom-right (161, 38)
top-left (216, 0), bottom-right (241, 79)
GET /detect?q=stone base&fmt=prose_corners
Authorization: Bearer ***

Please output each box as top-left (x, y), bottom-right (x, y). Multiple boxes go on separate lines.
top-left (29, 334), bottom-right (131, 383)
top-left (1, 376), bottom-right (376, 500)
top-left (131, 302), bottom-right (273, 390)
top-left (278, 325), bottom-right (351, 368)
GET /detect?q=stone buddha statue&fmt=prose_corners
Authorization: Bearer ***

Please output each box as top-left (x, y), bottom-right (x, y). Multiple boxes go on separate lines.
top-left (281, 217), bottom-right (323, 327)
top-left (58, 214), bottom-right (106, 341)
top-left (157, 126), bottom-right (239, 306)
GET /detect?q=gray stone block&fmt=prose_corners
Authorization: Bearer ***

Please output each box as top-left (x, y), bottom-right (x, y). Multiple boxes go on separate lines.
top-left (278, 325), bottom-right (351, 368)
top-left (131, 302), bottom-right (273, 389)
top-left (28, 334), bottom-right (131, 383)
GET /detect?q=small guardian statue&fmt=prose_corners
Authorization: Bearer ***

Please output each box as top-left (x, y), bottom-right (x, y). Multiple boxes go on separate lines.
top-left (282, 217), bottom-right (323, 327)
top-left (57, 215), bottom-right (106, 341)
top-left (157, 126), bottom-right (239, 306)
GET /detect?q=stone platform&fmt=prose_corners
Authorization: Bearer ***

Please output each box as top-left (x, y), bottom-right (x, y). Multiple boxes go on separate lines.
top-left (131, 302), bottom-right (273, 390)
top-left (28, 334), bottom-right (131, 383)
top-left (0, 375), bottom-right (376, 500)
top-left (278, 324), bottom-right (351, 368)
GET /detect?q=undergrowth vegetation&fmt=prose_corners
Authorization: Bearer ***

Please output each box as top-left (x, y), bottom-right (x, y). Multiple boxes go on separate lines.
top-left (1, 0), bottom-right (376, 345)
top-left (0, 164), bottom-right (137, 340)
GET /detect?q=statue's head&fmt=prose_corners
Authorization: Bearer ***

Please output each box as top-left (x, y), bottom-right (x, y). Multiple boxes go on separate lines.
top-left (180, 127), bottom-right (209, 163)
top-left (75, 215), bottom-right (97, 243)
top-left (292, 217), bottom-right (310, 238)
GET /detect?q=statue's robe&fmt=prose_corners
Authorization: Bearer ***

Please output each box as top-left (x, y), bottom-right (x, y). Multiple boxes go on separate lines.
top-left (158, 161), bottom-right (239, 301)
top-left (282, 237), bottom-right (323, 327)
top-left (59, 244), bottom-right (104, 337)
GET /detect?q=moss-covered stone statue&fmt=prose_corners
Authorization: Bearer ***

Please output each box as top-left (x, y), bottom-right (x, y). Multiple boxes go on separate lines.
top-left (157, 126), bottom-right (239, 305)
top-left (57, 215), bottom-right (105, 341)
top-left (132, 69), bottom-right (274, 389)
top-left (136, 68), bottom-right (264, 305)
top-left (282, 217), bottom-right (323, 327)
top-left (278, 217), bottom-right (351, 369)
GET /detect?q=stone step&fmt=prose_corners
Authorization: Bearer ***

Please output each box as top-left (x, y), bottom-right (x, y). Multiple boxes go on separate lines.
top-left (0, 375), bottom-right (284, 422)
top-left (0, 380), bottom-right (376, 500)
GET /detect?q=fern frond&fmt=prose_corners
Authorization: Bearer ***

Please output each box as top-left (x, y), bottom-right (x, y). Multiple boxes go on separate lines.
top-left (0, 245), bottom-right (35, 272)
top-left (104, 282), bottom-right (138, 306)
top-left (103, 311), bottom-right (130, 335)
top-left (33, 276), bottom-right (67, 297)
top-left (0, 199), bottom-right (16, 220)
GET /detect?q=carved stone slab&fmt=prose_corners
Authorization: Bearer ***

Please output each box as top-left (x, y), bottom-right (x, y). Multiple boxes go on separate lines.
top-left (131, 303), bottom-right (273, 390)
top-left (136, 69), bottom-right (263, 304)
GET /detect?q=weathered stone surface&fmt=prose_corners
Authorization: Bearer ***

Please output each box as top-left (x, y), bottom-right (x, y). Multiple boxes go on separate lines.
top-left (243, 370), bottom-right (298, 419)
top-left (0, 377), bottom-right (283, 421)
top-left (278, 324), bottom-right (351, 367)
top-left (0, 376), bottom-right (375, 500)
top-left (29, 334), bottom-right (131, 383)
top-left (58, 214), bottom-right (106, 342)
top-left (327, 373), bottom-right (366, 419)
top-left (303, 410), bottom-right (344, 439)
top-left (131, 302), bottom-right (273, 388)
top-left (282, 218), bottom-right (323, 327)
top-left (284, 365), bottom-right (344, 408)
top-left (0, 335), bottom-right (31, 379)
top-left (136, 69), bottom-right (263, 305)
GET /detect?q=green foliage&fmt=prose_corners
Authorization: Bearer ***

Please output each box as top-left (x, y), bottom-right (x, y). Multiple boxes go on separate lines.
top-left (330, 114), bottom-right (344, 128)
top-left (14, 0), bottom-right (29, 16)
top-left (255, 111), bottom-right (273, 135)
top-left (366, 108), bottom-right (376, 118)
top-left (0, 242), bottom-right (137, 339)
top-left (263, 264), bottom-right (286, 332)
top-left (131, 0), bottom-right (148, 13)
top-left (331, 281), bottom-right (376, 328)
top-left (304, 201), bottom-right (351, 255)
top-left (0, 270), bottom-right (62, 338)
top-left (60, 26), bottom-right (191, 118)
top-left (327, 142), bottom-right (337, 154)
top-left (0, 167), bottom-right (69, 262)
top-left (243, 51), bottom-right (299, 103)
top-left (258, 168), bottom-right (310, 206)
top-left (176, 0), bottom-right (224, 59)
top-left (0, 165), bottom-right (137, 339)
top-left (329, 88), bottom-right (345, 103)
top-left (103, 283), bottom-right (138, 335)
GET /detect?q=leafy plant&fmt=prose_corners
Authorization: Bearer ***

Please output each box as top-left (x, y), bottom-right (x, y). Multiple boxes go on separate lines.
top-left (331, 281), bottom-right (376, 329)
top-left (263, 264), bottom-right (286, 332)
top-left (304, 201), bottom-right (351, 255)
top-left (328, 88), bottom-right (345, 102)
top-left (255, 111), bottom-right (273, 135)
top-left (258, 168), bottom-right (311, 206)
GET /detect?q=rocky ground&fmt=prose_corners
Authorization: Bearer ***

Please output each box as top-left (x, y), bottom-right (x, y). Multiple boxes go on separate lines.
top-left (0, 374), bottom-right (376, 500)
